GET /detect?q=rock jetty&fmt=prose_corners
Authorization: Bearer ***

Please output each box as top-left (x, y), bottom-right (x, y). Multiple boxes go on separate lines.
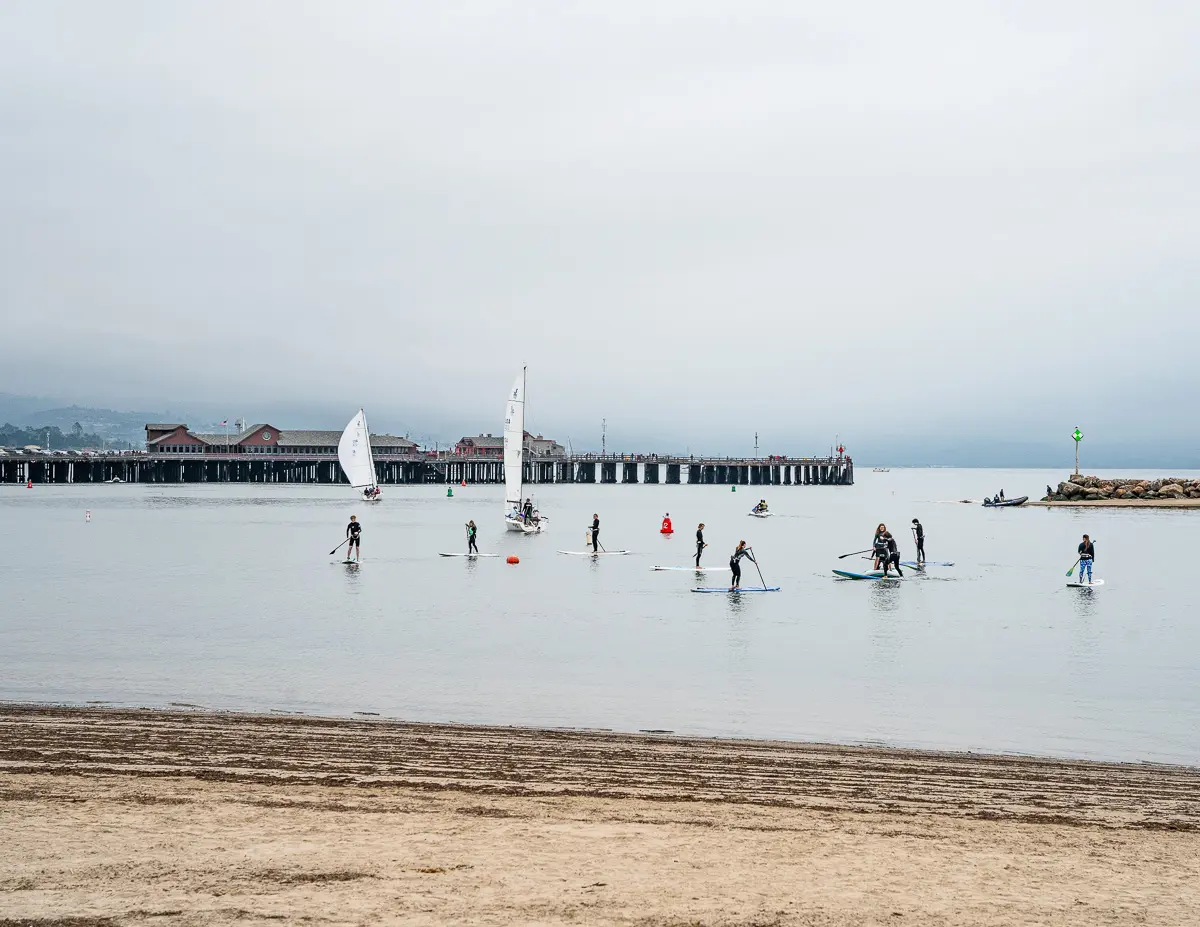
top-left (1045, 474), bottom-right (1200, 502)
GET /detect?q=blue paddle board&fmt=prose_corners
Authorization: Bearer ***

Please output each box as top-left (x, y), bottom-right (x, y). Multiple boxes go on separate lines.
top-left (692, 586), bottom-right (780, 593)
top-left (833, 569), bottom-right (898, 581)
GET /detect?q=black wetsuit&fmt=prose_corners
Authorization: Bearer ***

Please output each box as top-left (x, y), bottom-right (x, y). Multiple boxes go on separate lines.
top-left (872, 534), bottom-right (889, 570)
top-left (346, 520), bottom-right (362, 549)
top-left (912, 521), bottom-right (925, 562)
top-left (523, 502), bottom-right (534, 523)
top-left (467, 524), bottom-right (478, 554)
top-left (729, 546), bottom-right (755, 587)
top-left (885, 534), bottom-right (903, 576)
top-left (591, 517), bottom-right (600, 552)
top-left (695, 528), bottom-right (705, 568)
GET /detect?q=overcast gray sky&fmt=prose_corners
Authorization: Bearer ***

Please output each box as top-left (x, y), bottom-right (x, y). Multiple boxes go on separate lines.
top-left (2, 2), bottom-right (1198, 456)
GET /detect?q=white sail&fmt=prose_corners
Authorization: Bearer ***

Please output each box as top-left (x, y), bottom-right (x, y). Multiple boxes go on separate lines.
top-left (503, 369), bottom-right (525, 514)
top-left (338, 409), bottom-right (377, 490)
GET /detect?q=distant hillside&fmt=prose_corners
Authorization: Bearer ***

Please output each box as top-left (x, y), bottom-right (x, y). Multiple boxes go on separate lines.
top-left (0, 422), bottom-right (113, 450)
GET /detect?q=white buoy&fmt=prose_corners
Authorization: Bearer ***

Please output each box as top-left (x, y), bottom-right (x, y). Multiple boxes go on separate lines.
top-left (85, 510), bottom-right (91, 522)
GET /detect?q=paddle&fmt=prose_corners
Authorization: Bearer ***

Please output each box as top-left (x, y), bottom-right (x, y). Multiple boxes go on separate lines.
top-left (749, 547), bottom-right (768, 588)
top-left (329, 537), bottom-right (350, 557)
top-left (838, 548), bottom-right (873, 559)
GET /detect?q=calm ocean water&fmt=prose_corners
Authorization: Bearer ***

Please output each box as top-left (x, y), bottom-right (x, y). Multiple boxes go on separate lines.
top-left (1, 468), bottom-right (1197, 765)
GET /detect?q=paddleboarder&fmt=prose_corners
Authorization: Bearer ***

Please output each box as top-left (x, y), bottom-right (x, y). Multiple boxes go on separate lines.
top-left (695, 523), bottom-right (708, 568)
top-left (466, 520), bottom-right (478, 554)
top-left (872, 524), bottom-right (888, 569)
top-left (346, 514), bottom-right (362, 562)
top-left (884, 532), bottom-right (904, 578)
top-left (1077, 534), bottom-right (1096, 584)
top-left (590, 513), bottom-right (600, 553)
top-left (729, 540), bottom-right (756, 590)
top-left (911, 519), bottom-right (925, 566)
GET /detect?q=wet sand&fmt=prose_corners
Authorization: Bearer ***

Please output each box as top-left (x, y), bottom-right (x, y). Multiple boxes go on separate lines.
top-left (2, 705), bottom-right (1199, 926)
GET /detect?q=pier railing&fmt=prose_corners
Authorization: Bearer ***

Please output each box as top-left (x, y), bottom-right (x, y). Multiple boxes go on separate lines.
top-left (0, 452), bottom-right (853, 487)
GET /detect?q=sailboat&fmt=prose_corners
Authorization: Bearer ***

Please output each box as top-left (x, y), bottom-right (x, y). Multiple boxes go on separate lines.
top-left (338, 409), bottom-right (382, 502)
top-left (504, 368), bottom-right (542, 533)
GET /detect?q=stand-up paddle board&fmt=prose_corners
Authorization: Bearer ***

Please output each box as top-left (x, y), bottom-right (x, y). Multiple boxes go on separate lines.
top-left (342, 559), bottom-right (359, 565)
top-left (653, 565), bottom-right (726, 572)
top-left (438, 552), bottom-right (500, 558)
top-left (692, 586), bottom-right (780, 593)
top-left (557, 550), bottom-right (630, 556)
top-left (900, 561), bottom-right (955, 568)
top-left (1067, 579), bottom-right (1104, 587)
top-left (833, 569), bottom-right (899, 581)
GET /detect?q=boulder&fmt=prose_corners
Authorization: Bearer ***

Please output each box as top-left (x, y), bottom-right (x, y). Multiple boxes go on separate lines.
top-left (1161, 483), bottom-right (1185, 497)
top-left (1060, 481), bottom-right (1084, 498)
top-left (1114, 488), bottom-right (1128, 498)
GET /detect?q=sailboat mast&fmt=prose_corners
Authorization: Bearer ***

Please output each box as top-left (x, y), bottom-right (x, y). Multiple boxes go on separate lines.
top-left (520, 366), bottom-right (527, 499)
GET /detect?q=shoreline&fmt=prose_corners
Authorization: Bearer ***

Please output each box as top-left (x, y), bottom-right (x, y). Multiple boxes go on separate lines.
top-left (3, 705), bottom-right (1200, 925)
top-left (1029, 498), bottom-right (1200, 508)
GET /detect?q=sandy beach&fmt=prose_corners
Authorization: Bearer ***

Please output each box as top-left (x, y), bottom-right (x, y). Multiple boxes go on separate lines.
top-left (2, 705), bottom-right (1198, 926)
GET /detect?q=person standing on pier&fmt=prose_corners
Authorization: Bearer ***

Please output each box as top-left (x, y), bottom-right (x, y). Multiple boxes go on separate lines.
top-left (695, 523), bottom-right (707, 568)
top-left (466, 520), bottom-right (478, 555)
top-left (729, 540), bottom-right (756, 590)
top-left (1077, 534), bottom-right (1096, 584)
top-left (911, 519), bottom-right (925, 566)
top-left (590, 514), bottom-right (600, 553)
top-left (346, 515), bottom-right (362, 562)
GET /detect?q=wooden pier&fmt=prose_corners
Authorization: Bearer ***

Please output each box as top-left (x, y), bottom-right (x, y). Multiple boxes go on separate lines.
top-left (0, 453), bottom-right (853, 487)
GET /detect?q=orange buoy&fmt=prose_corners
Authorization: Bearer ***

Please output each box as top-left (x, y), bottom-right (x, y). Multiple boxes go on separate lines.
top-left (506, 555), bottom-right (519, 564)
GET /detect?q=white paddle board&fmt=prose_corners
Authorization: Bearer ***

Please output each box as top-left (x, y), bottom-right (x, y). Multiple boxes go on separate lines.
top-left (558, 550), bottom-right (630, 556)
top-left (438, 552), bottom-right (500, 558)
top-left (653, 566), bottom-right (726, 572)
top-left (1067, 579), bottom-right (1104, 587)
top-left (692, 586), bottom-right (780, 593)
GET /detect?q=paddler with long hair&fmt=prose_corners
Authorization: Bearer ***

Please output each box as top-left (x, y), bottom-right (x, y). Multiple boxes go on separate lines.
top-left (729, 540), bottom-right (756, 590)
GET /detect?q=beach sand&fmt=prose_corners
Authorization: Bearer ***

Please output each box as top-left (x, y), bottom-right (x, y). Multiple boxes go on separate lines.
top-left (2, 705), bottom-right (1198, 926)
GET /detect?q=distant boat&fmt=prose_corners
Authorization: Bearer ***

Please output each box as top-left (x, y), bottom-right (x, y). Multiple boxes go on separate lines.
top-left (503, 367), bottom-right (542, 533)
top-left (338, 409), bottom-right (381, 502)
top-left (982, 495), bottom-right (1028, 508)
top-left (871, 467), bottom-right (890, 473)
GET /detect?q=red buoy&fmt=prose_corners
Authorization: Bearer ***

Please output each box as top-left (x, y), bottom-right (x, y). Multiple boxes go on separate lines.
top-left (506, 555), bottom-right (519, 564)
top-left (660, 514), bottom-right (673, 534)
top-left (27, 481), bottom-right (33, 488)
